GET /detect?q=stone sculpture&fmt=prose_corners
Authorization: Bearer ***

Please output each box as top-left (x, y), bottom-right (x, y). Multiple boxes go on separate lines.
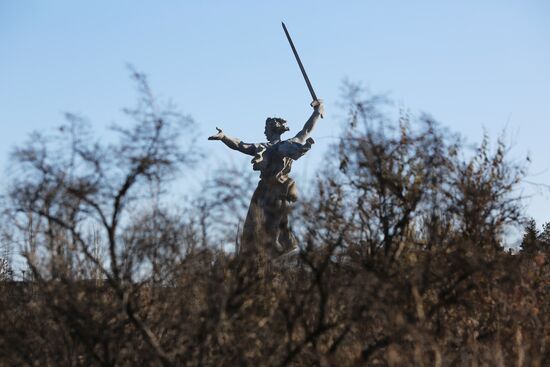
top-left (208, 100), bottom-right (324, 257)
top-left (209, 22), bottom-right (323, 258)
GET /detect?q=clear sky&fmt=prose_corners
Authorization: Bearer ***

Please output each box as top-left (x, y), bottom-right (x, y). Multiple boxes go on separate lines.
top-left (1, 1), bottom-right (549, 228)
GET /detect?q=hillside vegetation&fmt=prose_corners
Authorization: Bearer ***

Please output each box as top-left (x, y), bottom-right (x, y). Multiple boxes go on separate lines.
top-left (1, 73), bottom-right (548, 366)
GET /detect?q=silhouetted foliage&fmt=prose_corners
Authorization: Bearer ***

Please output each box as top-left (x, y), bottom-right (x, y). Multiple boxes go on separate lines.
top-left (0, 79), bottom-right (548, 366)
top-left (539, 221), bottom-right (550, 250)
top-left (521, 217), bottom-right (539, 253)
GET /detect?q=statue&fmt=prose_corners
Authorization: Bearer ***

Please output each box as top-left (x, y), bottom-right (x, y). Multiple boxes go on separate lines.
top-left (208, 100), bottom-right (324, 257)
top-left (209, 22), bottom-right (323, 258)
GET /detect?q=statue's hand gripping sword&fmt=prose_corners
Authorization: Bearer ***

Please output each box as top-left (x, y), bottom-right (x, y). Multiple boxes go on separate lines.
top-left (282, 22), bottom-right (323, 117)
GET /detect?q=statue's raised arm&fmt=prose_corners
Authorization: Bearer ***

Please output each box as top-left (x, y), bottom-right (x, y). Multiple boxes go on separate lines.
top-left (275, 100), bottom-right (324, 161)
top-left (292, 100), bottom-right (324, 144)
top-left (208, 127), bottom-right (258, 156)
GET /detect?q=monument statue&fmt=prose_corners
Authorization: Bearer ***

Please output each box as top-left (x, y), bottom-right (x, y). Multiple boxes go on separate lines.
top-left (208, 100), bottom-right (324, 257)
top-left (208, 22), bottom-right (323, 258)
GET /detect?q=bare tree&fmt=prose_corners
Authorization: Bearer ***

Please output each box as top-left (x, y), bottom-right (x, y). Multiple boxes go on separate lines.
top-left (1, 79), bottom-right (548, 367)
top-left (3, 69), bottom-right (198, 366)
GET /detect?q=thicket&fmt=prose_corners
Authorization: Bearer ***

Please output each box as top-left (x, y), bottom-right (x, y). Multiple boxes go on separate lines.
top-left (0, 74), bottom-right (548, 366)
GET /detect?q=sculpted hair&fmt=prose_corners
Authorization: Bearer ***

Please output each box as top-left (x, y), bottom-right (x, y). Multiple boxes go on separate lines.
top-left (265, 117), bottom-right (288, 138)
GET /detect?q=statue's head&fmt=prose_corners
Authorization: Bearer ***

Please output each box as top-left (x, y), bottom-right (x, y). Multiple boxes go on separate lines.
top-left (264, 117), bottom-right (289, 142)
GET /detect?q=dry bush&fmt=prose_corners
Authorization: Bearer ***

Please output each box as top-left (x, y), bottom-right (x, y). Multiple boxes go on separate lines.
top-left (0, 80), bottom-right (548, 366)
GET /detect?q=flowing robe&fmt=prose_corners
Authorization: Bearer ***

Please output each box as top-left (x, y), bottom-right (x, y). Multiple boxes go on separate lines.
top-left (240, 137), bottom-right (314, 256)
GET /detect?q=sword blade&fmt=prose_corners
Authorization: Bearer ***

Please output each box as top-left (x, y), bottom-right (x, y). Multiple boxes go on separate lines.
top-left (281, 22), bottom-right (318, 101)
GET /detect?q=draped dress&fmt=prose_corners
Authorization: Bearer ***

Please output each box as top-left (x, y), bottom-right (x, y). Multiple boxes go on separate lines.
top-left (240, 136), bottom-right (315, 256)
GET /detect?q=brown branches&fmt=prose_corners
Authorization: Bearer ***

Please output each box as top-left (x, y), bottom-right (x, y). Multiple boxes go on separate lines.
top-left (1, 79), bottom-right (547, 366)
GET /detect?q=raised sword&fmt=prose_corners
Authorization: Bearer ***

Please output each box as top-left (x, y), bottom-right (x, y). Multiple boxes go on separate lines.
top-left (281, 22), bottom-right (319, 104)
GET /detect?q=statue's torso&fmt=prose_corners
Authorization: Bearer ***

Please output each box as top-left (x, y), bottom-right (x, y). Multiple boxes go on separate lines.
top-left (253, 142), bottom-right (293, 183)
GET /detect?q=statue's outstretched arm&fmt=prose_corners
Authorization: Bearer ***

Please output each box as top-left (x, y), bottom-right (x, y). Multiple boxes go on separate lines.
top-left (208, 127), bottom-right (257, 156)
top-left (292, 100), bottom-right (324, 144)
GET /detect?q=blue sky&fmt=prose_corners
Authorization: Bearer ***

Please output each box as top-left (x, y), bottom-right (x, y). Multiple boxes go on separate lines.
top-left (1, 1), bottom-right (549, 228)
